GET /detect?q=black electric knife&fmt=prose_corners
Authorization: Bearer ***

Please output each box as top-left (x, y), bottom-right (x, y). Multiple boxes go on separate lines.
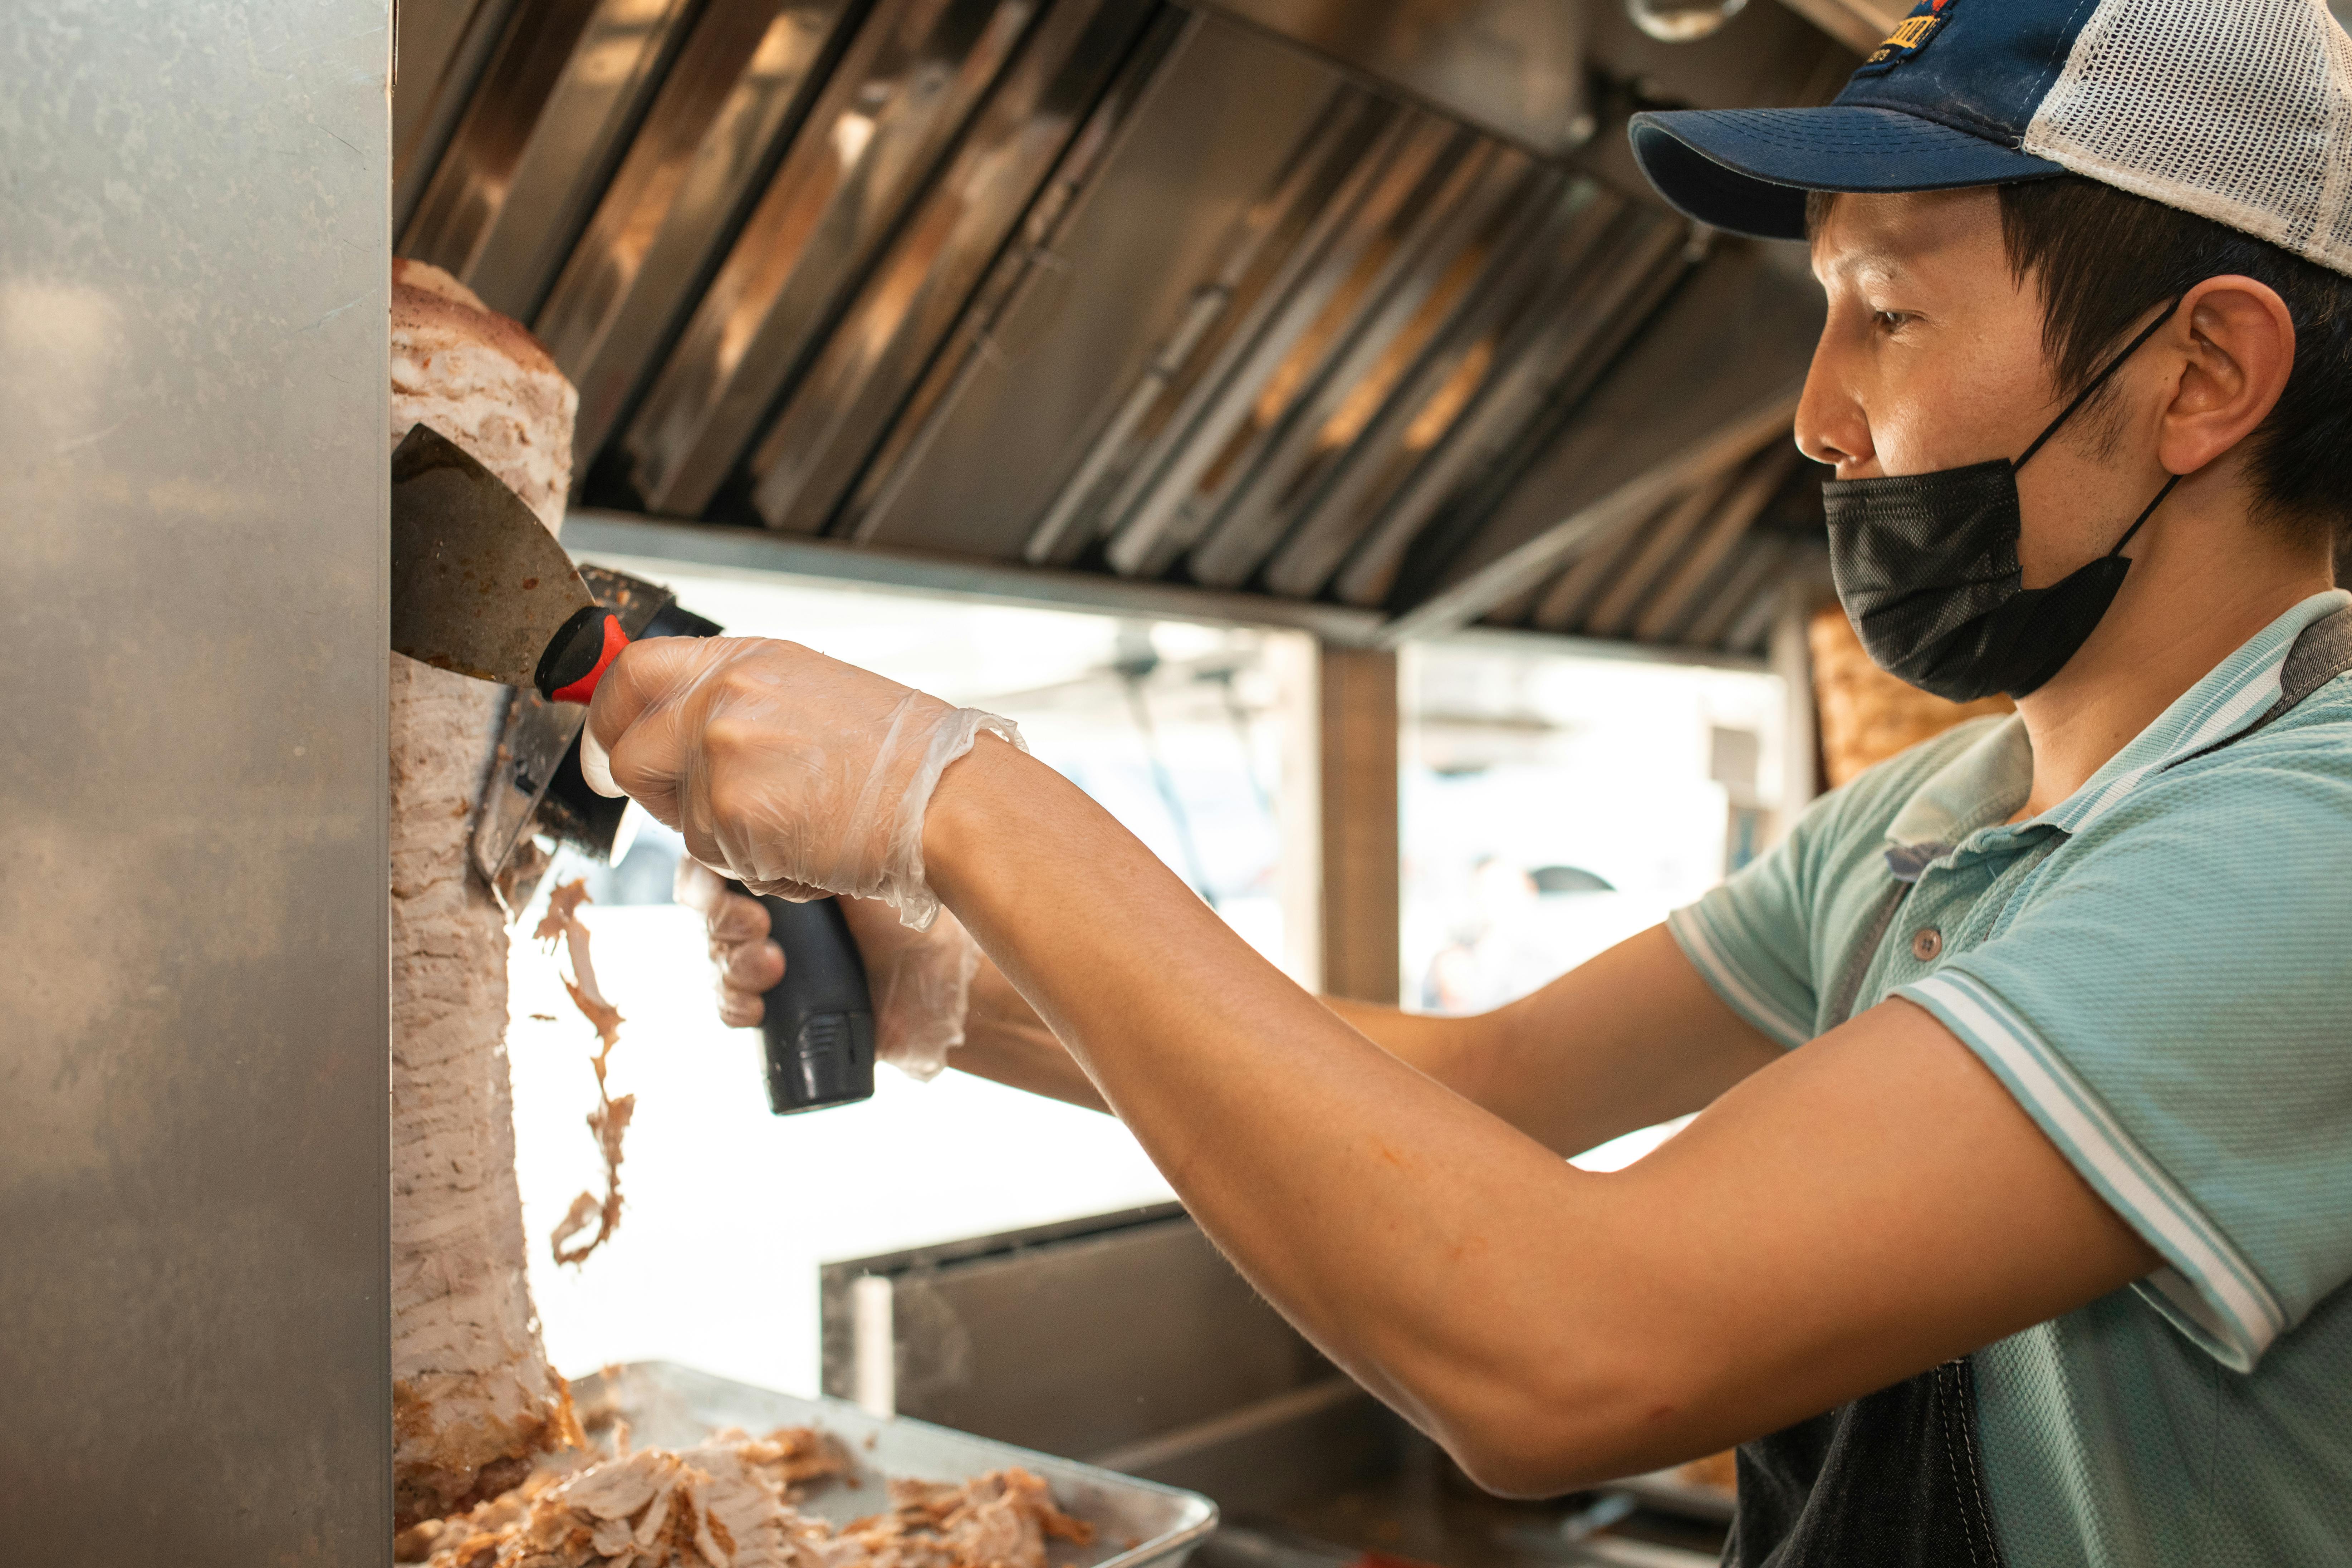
top-left (737, 890), bottom-right (876, 1114)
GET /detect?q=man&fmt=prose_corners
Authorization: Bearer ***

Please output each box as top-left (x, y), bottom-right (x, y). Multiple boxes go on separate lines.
top-left (598, 1), bottom-right (2352, 1560)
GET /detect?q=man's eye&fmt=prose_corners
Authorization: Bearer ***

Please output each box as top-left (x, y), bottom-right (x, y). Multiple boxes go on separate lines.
top-left (1872, 310), bottom-right (1912, 333)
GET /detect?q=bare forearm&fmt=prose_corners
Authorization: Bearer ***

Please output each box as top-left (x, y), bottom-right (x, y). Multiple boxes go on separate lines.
top-left (939, 763), bottom-right (1772, 1151)
top-left (954, 956), bottom-right (1488, 1118)
top-left (924, 740), bottom-right (1657, 1481)
top-left (1324, 933), bottom-right (1779, 1158)
top-left (921, 740), bottom-right (2160, 1498)
top-left (954, 926), bottom-right (1530, 1124)
top-left (947, 960), bottom-right (1111, 1112)
top-left (1318, 994), bottom-right (1488, 1090)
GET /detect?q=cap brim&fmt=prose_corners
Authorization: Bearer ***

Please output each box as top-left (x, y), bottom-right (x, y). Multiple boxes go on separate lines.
top-left (1629, 107), bottom-right (2067, 241)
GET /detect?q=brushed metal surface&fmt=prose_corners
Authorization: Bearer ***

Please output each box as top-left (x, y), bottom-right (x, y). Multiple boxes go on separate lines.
top-left (1255, 173), bottom-right (1612, 601)
top-left (1189, 0), bottom-right (1592, 157)
top-left (1179, 139), bottom-right (1540, 590)
top-left (395, 0), bottom-right (521, 233)
top-left (1101, 109), bottom-right (1468, 580)
top-left (744, 0), bottom-right (1163, 535)
top-left (1528, 490), bottom-right (1678, 634)
top-left (1631, 445), bottom-right (1800, 642)
top-left (1385, 245), bottom-right (1822, 637)
top-left (1680, 531), bottom-right (1794, 650)
top-left (620, 0), bottom-right (1053, 515)
top-left (830, 5), bottom-right (1200, 547)
top-left (1328, 201), bottom-right (1685, 610)
top-left (400, 0), bottom-right (703, 319)
top-left (535, 0), bottom-right (866, 465)
top-left (0, 0), bottom-right (393, 1558)
top-left (1014, 69), bottom-right (1393, 569)
top-left (1576, 466), bottom-right (1742, 638)
top-left (384, 0), bottom-right (1848, 657)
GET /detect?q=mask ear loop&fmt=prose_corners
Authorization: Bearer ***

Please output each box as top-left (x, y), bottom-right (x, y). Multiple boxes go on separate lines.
top-left (2107, 472), bottom-right (2182, 558)
top-left (2014, 296), bottom-right (2186, 471)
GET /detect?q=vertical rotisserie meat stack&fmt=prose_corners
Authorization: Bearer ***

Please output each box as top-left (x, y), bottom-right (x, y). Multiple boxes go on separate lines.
top-left (389, 259), bottom-right (582, 1525)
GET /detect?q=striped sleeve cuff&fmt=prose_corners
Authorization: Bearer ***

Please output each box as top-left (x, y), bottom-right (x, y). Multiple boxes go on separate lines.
top-left (1900, 969), bottom-right (2288, 1371)
top-left (1668, 903), bottom-right (1813, 1050)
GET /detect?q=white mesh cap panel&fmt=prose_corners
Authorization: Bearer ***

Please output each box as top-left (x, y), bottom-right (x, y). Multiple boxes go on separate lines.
top-left (2022, 0), bottom-right (2352, 277)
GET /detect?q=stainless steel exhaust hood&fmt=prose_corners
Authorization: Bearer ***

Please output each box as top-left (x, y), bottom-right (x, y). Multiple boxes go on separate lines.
top-left (395, 0), bottom-right (1854, 657)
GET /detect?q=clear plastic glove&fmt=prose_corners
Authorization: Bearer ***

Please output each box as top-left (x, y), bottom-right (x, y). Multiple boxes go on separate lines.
top-left (581, 637), bottom-right (1021, 930)
top-left (674, 858), bottom-right (981, 1081)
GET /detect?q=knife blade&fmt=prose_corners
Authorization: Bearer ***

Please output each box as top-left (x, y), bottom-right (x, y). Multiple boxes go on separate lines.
top-left (390, 422), bottom-right (626, 704)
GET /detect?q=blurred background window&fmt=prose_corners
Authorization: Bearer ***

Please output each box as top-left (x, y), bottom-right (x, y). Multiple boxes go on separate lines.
top-left (1401, 635), bottom-right (1790, 1171)
top-left (1402, 636), bottom-right (1789, 1013)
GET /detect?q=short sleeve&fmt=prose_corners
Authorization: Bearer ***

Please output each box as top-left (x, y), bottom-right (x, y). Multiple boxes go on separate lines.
top-left (1670, 809), bottom-right (1825, 1050)
top-left (1897, 722), bottom-right (2352, 1371)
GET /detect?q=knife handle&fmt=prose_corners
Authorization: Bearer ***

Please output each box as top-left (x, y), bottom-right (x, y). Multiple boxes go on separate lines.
top-left (732, 882), bottom-right (877, 1115)
top-left (536, 606), bottom-right (628, 705)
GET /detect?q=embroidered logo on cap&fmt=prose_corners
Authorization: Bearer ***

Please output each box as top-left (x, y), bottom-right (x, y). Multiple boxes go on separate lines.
top-left (1864, 0), bottom-right (1953, 69)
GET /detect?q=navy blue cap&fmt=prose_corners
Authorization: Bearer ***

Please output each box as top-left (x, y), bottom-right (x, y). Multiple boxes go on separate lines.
top-left (1631, 0), bottom-right (2077, 240)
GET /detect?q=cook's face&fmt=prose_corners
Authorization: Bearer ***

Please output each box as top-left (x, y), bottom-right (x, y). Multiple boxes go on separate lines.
top-left (1795, 188), bottom-right (2053, 481)
top-left (1795, 188), bottom-right (2130, 587)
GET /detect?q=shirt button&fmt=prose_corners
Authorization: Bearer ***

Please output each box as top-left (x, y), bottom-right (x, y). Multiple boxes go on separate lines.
top-left (1911, 927), bottom-right (1943, 962)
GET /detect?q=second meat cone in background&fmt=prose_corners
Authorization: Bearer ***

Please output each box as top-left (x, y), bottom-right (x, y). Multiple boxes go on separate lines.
top-left (1810, 604), bottom-right (2013, 788)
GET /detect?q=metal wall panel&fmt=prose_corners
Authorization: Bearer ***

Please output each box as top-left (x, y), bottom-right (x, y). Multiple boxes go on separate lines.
top-left (0, 1), bottom-right (393, 1561)
top-left (1330, 205), bottom-right (1688, 609)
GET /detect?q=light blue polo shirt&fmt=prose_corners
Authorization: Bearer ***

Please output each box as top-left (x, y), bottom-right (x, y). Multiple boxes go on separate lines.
top-left (1669, 591), bottom-right (2352, 1568)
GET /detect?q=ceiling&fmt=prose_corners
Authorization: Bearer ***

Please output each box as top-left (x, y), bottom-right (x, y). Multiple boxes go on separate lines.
top-left (392, 0), bottom-right (1858, 658)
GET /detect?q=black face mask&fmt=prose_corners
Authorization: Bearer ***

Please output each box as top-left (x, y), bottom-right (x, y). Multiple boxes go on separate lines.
top-left (1821, 303), bottom-right (2184, 702)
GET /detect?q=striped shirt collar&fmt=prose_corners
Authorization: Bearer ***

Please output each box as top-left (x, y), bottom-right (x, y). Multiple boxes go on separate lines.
top-left (1885, 589), bottom-right (2352, 873)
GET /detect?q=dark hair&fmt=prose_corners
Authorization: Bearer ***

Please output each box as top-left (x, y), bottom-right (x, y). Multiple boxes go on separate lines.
top-left (1808, 180), bottom-right (2352, 549)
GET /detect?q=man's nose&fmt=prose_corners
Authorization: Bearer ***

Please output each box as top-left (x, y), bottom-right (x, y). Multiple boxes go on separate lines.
top-left (1795, 344), bottom-right (1872, 472)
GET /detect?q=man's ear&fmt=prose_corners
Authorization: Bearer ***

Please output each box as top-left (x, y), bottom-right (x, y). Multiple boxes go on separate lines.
top-left (2159, 275), bottom-right (2296, 477)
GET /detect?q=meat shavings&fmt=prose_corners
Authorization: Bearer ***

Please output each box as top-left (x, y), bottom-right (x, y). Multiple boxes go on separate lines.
top-left (405, 1427), bottom-right (848, 1567)
top-left (728, 1428), bottom-right (859, 1497)
top-left (403, 1429), bottom-right (1086, 1568)
top-left (842, 1469), bottom-right (1094, 1568)
top-left (537, 878), bottom-right (632, 1266)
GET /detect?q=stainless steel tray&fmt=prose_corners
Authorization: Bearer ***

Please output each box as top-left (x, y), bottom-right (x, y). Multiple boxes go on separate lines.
top-left (572, 1361), bottom-right (1219, 1568)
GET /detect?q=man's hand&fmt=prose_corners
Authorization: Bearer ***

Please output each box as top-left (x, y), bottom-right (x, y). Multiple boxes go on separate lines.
top-left (674, 859), bottom-right (982, 1080)
top-left (582, 636), bottom-right (1018, 930)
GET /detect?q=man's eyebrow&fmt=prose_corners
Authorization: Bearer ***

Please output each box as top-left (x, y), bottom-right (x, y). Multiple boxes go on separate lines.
top-left (1815, 241), bottom-right (1910, 287)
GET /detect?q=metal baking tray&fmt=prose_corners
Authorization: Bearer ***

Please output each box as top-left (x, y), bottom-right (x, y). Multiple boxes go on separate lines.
top-left (572, 1361), bottom-right (1220, 1568)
